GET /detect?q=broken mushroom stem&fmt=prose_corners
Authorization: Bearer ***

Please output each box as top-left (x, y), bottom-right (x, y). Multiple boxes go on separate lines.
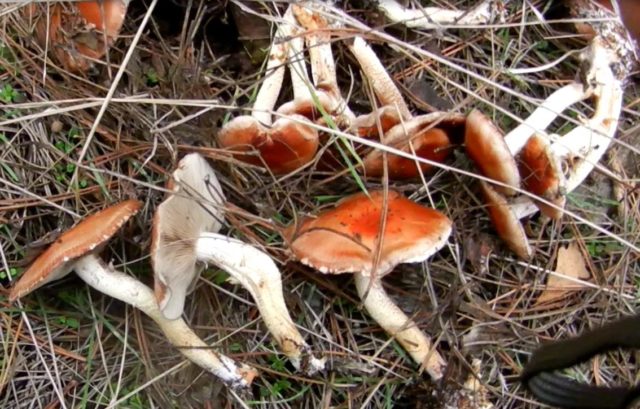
top-left (74, 255), bottom-right (256, 389)
top-left (194, 232), bottom-right (325, 374)
top-left (354, 271), bottom-right (445, 380)
top-left (377, 0), bottom-right (504, 30)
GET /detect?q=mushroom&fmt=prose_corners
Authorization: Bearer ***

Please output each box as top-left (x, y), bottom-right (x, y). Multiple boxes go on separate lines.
top-left (217, 5), bottom-right (319, 174)
top-left (517, 134), bottom-right (566, 219)
top-left (362, 112), bottom-right (464, 179)
top-left (464, 109), bottom-right (534, 258)
top-left (26, 0), bottom-right (128, 73)
top-left (276, 3), bottom-right (355, 129)
top-left (377, 0), bottom-right (505, 30)
top-left (465, 109), bottom-right (521, 196)
top-left (152, 153), bottom-right (324, 374)
top-left (348, 37), bottom-right (462, 179)
top-left (9, 200), bottom-right (256, 389)
top-left (283, 190), bottom-right (452, 380)
top-left (508, 4), bottom-right (631, 220)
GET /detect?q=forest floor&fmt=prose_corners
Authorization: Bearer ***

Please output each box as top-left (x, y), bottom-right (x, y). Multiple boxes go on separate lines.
top-left (0, 1), bottom-right (639, 408)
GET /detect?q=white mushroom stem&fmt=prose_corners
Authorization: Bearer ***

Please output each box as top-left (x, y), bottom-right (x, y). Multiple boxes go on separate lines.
top-left (195, 232), bottom-right (325, 375)
top-left (252, 6), bottom-right (295, 125)
top-left (72, 255), bottom-right (256, 389)
top-left (288, 24), bottom-right (311, 100)
top-left (349, 36), bottom-right (412, 120)
top-left (354, 272), bottom-right (445, 380)
top-left (510, 37), bottom-right (624, 220)
top-left (377, 0), bottom-right (500, 29)
top-left (504, 82), bottom-right (591, 155)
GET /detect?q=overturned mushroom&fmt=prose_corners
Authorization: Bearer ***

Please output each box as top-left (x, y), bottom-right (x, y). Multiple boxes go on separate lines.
top-left (26, 0), bottom-right (128, 73)
top-left (152, 153), bottom-right (324, 374)
top-left (9, 200), bottom-right (256, 389)
top-left (284, 190), bottom-right (452, 380)
top-left (218, 6), bottom-right (319, 174)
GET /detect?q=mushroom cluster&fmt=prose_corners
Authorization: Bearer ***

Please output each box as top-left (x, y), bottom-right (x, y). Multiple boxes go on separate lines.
top-left (7, 0), bottom-right (637, 402)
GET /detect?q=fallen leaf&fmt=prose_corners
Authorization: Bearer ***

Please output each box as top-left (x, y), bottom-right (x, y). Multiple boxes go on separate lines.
top-left (536, 243), bottom-right (591, 305)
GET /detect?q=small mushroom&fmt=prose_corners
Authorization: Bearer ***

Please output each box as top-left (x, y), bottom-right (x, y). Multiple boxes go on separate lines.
top-left (218, 5), bottom-right (319, 174)
top-left (26, 0), bottom-right (128, 73)
top-left (517, 134), bottom-right (566, 219)
top-left (152, 153), bottom-right (324, 374)
top-left (9, 200), bottom-right (256, 390)
top-left (283, 190), bottom-right (452, 380)
top-left (377, 0), bottom-right (505, 30)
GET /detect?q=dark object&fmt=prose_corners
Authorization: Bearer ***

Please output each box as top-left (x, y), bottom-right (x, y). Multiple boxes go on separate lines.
top-left (521, 314), bottom-right (640, 409)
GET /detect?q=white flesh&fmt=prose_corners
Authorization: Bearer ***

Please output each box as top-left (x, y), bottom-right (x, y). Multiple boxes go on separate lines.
top-left (349, 36), bottom-right (412, 120)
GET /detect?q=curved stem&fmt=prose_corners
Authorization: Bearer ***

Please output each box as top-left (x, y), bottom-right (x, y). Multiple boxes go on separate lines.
top-left (288, 25), bottom-right (310, 100)
top-left (504, 82), bottom-right (589, 155)
top-left (349, 36), bottom-right (412, 120)
top-left (252, 6), bottom-right (295, 125)
top-left (510, 37), bottom-right (623, 220)
top-left (73, 255), bottom-right (257, 389)
top-left (195, 232), bottom-right (325, 375)
top-left (354, 271), bottom-right (445, 380)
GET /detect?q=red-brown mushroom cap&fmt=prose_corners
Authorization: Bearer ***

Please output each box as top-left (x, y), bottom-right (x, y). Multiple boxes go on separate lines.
top-left (465, 109), bottom-right (521, 196)
top-left (26, 1), bottom-right (127, 73)
top-left (283, 190), bottom-right (452, 276)
top-left (518, 135), bottom-right (566, 219)
top-left (351, 106), bottom-right (404, 139)
top-left (9, 200), bottom-right (141, 302)
top-left (363, 127), bottom-right (452, 179)
top-left (479, 181), bottom-right (532, 260)
top-left (76, 0), bottom-right (128, 38)
top-left (218, 115), bottom-right (319, 174)
top-left (359, 111), bottom-right (462, 180)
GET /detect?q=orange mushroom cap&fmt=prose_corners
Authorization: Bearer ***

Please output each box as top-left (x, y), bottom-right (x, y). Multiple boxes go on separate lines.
top-left (218, 115), bottom-right (319, 174)
top-left (360, 111), bottom-right (463, 180)
top-left (363, 127), bottom-right (452, 179)
top-left (351, 106), bottom-right (404, 139)
top-left (479, 181), bottom-right (532, 260)
top-left (283, 190), bottom-right (452, 276)
top-left (9, 200), bottom-right (141, 302)
top-left (26, 0), bottom-right (127, 73)
top-left (518, 135), bottom-right (566, 219)
top-left (465, 109), bottom-right (521, 196)
top-left (76, 0), bottom-right (128, 38)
